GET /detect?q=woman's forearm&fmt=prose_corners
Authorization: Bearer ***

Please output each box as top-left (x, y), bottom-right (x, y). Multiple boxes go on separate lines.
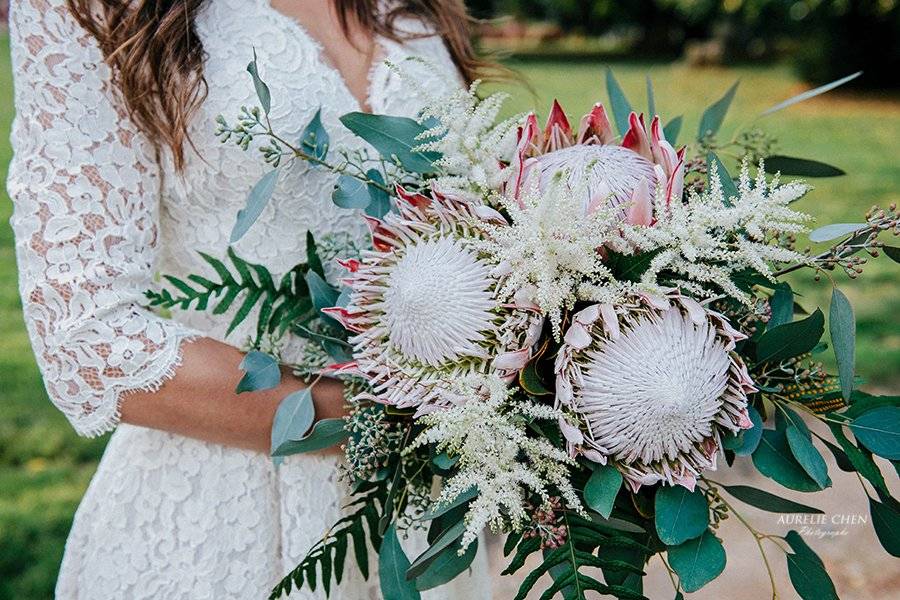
top-left (119, 337), bottom-right (345, 453)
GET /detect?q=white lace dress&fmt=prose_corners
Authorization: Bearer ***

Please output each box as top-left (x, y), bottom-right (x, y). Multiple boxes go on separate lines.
top-left (7, 1), bottom-right (491, 598)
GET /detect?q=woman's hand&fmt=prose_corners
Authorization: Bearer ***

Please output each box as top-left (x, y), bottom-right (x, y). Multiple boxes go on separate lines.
top-left (120, 337), bottom-right (348, 454)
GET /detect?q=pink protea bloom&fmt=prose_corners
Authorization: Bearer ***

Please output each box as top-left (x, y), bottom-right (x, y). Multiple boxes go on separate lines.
top-left (330, 186), bottom-right (542, 412)
top-left (507, 101), bottom-right (685, 226)
top-left (554, 292), bottom-right (756, 492)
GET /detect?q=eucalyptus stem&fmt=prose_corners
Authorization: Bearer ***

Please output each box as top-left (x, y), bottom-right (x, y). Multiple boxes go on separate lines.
top-left (703, 478), bottom-right (781, 599)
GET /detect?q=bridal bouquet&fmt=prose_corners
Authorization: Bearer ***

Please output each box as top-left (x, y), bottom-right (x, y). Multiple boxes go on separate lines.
top-left (150, 59), bottom-right (900, 599)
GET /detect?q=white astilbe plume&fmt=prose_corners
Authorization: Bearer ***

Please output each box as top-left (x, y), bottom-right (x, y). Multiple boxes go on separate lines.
top-left (409, 374), bottom-right (581, 550)
top-left (622, 161), bottom-right (812, 303)
top-left (475, 176), bottom-right (634, 337)
top-left (414, 81), bottom-right (520, 197)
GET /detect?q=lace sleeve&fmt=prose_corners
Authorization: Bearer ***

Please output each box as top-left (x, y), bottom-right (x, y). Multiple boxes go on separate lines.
top-left (7, 0), bottom-right (198, 436)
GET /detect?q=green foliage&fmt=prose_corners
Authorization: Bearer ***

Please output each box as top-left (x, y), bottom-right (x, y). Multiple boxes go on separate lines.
top-left (503, 513), bottom-right (649, 600)
top-left (654, 486), bottom-right (708, 546)
top-left (380, 524), bottom-right (420, 600)
top-left (754, 309), bottom-right (825, 365)
top-left (247, 49), bottom-right (272, 114)
top-left (300, 108), bottom-right (329, 161)
top-left (722, 405), bottom-right (763, 456)
top-left (829, 288), bottom-right (856, 400)
top-left (768, 283), bottom-right (794, 328)
top-left (698, 81), bottom-right (739, 140)
top-left (605, 69), bottom-right (632, 136)
top-left (230, 166), bottom-right (280, 243)
top-left (784, 531), bottom-right (838, 600)
top-left (339, 113), bottom-right (440, 174)
top-left (269, 480), bottom-right (387, 599)
top-left (147, 248), bottom-right (316, 347)
top-left (752, 429), bottom-right (822, 492)
top-left (666, 530), bottom-right (726, 593)
top-left (849, 407), bottom-right (900, 460)
top-left (764, 156), bottom-right (845, 178)
top-left (869, 497), bottom-right (900, 558)
top-left (236, 350), bottom-right (281, 393)
top-left (273, 419), bottom-right (349, 457)
top-left (720, 484), bottom-right (824, 514)
top-left (413, 537), bottom-right (478, 591)
top-left (332, 174), bottom-right (371, 209)
top-left (584, 464), bottom-right (623, 519)
top-left (269, 389), bottom-right (315, 456)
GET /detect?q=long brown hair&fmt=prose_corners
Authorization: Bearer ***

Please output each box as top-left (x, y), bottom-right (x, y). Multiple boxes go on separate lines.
top-left (66, 0), bottom-right (486, 170)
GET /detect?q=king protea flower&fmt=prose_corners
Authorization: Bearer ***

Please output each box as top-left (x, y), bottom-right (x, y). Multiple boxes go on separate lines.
top-left (508, 101), bottom-right (685, 226)
top-left (554, 292), bottom-right (756, 492)
top-left (327, 187), bottom-right (542, 412)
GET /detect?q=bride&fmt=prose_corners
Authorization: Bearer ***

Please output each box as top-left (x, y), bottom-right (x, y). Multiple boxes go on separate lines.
top-left (7, 0), bottom-right (492, 597)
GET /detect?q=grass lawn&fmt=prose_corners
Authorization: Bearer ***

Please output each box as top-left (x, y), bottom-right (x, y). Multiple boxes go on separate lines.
top-left (0, 33), bottom-right (897, 598)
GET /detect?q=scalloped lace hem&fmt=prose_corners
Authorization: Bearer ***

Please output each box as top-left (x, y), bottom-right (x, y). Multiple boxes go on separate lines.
top-left (74, 332), bottom-right (200, 438)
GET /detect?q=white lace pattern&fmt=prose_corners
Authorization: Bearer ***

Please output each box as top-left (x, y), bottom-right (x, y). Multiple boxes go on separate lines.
top-left (7, 0), bottom-right (486, 598)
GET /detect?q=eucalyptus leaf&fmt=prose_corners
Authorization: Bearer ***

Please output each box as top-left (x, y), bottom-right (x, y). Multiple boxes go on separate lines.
top-left (406, 520), bottom-right (466, 580)
top-left (364, 169), bottom-right (392, 218)
top-left (605, 68), bottom-right (633, 136)
top-left (752, 429), bottom-right (821, 492)
top-left (722, 485), bottom-right (823, 514)
top-left (667, 530), bottom-right (726, 593)
top-left (654, 485), bottom-right (709, 545)
top-left (271, 418), bottom-right (348, 456)
top-left (646, 75), bottom-right (656, 117)
top-left (884, 246), bottom-right (900, 264)
top-left (785, 426), bottom-right (831, 489)
top-left (230, 168), bottom-right (279, 243)
top-left (784, 531), bottom-right (838, 600)
top-left (707, 153), bottom-right (738, 207)
top-left (755, 309), bottom-right (824, 365)
top-left (246, 48), bottom-right (271, 114)
top-left (723, 405), bottom-right (763, 456)
top-left (584, 463), bottom-right (623, 519)
top-left (380, 524), bottom-right (420, 600)
top-left (809, 223), bottom-right (866, 243)
top-left (663, 115), bottom-right (682, 145)
top-left (300, 108), bottom-right (329, 161)
top-left (761, 71), bottom-right (861, 116)
top-left (422, 486), bottom-right (478, 520)
top-left (332, 174), bottom-right (371, 210)
top-left (236, 350), bottom-right (281, 393)
top-left (829, 422), bottom-right (891, 498)
top-left (305, 270), bottom-right (339, 313)
top-left (764, 156), bottom-right (845, 177)
top-left (849, 407), bottom-right (900, 460)
top-left (339, 112), bottom-right (440, 174)
top-left (869, 497), bottom-right (900, 557)
top-left (270, 388), bottom-right (315, 456)
top-left (413, 538), bottom-right (478, 591)
top-left (698, 81), bottom-right (739, 140)
top-left (829, 288), bottom-right (855, 400)
top-left (769, 283), bottom-right (794, 328)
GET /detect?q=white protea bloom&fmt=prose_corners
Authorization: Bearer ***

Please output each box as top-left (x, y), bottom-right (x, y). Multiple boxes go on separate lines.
top-left (508, 102), bottom-right (685, 226)
top-left (328, 187), bottom-right (542, 411)
top-left (555, 292), bottom-right (756, 492)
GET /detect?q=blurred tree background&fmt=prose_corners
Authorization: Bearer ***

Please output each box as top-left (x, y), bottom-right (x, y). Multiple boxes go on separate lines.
top-left (1, 1), bottom-right (898, 599)
top-left (466, 0), bottom-right (900, 88)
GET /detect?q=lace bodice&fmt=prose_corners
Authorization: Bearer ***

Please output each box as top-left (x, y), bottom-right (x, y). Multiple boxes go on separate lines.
top-left (8, 0), bottom-right (461, 436)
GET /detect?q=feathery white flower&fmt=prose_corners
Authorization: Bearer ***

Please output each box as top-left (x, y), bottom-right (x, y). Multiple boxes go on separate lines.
top-left (410, 374), bottom-right (581, 550)
top-left (621, 161), bottom-right (812, 304)
top-left (555, 293), bottom-right (756, 492)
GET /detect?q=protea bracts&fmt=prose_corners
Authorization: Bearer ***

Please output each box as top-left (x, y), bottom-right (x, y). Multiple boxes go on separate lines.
top-left (554, 292), bottom-right (756, 492)
top-left (328, 187), bottom-right (542, 413)
top-left (507, 101), bottom-right (685, 227)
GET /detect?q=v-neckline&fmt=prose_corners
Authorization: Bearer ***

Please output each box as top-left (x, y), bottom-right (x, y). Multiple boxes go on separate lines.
top-left (260, 0), bottom-right (387, 113)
